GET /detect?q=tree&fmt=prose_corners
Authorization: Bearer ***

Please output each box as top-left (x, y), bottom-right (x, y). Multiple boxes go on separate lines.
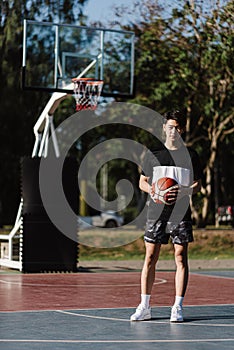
top-left (0, 0), bottom-right (88, 224)
top-left (186, 0), bottom-right (234, 227)
top-left (163, 0), bottom-right (234, 227)
top-left (115, 0), bottom-right (234, 226)
top-left (54, 0), bottom-right (234, 226)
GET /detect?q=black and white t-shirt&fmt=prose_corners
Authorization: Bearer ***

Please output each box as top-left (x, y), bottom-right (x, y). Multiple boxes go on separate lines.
top-left (142, 144), bottom-right (202, 221)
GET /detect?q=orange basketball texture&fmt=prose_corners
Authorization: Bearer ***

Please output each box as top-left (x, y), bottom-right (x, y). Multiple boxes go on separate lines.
top-left (152, 177), bottom-right (178, 204)
top-left (157, 177), bottom-right (177, 191)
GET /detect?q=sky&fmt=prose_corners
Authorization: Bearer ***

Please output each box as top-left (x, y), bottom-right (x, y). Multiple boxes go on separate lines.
top-left (83, 0), bottom-right (227, 26)
top-left (83, 0), bottom-right (136, 26)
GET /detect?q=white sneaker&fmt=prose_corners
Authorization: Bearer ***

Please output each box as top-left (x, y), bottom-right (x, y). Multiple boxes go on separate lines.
top-left (130, 305), bottom-right (151, 321)
top-left (170, 305), bottom-right (184, 322)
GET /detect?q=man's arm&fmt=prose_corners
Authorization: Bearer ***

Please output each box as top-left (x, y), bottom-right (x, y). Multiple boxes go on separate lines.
top-left (188, 179), bottom-right (202, 195)
top-left (139, 174), bottom-right (151, 194)
top-left (168, 179), bottom-right (202, 203)
top-left (139, 174), bottom-right (202, 203)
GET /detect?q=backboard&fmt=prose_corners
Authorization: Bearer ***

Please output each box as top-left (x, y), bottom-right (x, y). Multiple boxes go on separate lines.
top-left (22, 20), bottom-right (135, 98)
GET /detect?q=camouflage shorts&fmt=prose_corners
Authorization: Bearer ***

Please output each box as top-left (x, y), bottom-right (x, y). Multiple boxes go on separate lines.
top-left (144, 220), bottom-right (193, 245)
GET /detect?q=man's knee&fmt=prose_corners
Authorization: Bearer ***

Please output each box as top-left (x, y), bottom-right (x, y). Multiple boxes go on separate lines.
top-left (174, 245), bottom-right (188, 267)
top-left (145, 253), bottom-right (157, 267)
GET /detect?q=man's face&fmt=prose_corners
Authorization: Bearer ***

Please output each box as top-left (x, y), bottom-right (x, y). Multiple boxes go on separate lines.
top-left (163, 119), bottom-right (183, 142)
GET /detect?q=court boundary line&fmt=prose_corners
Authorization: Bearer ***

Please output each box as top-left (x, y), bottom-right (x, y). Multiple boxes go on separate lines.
top-left (56, 309), bottom-right (234, 327)
top-left (0, 338), bottom-right (233, 344)
top-left (1, 303), bottom-right (234, 314)
top-left (190, 272), bottom-right (234, 281)
top-left (0, 278), bottom-right (167, 287)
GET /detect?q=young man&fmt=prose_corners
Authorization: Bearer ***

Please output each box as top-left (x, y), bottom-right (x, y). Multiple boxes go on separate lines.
top-left (130, 110), bottom-right (202, 322)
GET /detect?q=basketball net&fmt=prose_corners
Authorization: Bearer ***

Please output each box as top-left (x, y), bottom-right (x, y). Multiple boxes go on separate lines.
top-left (72, 78), bottom-right (104, 112)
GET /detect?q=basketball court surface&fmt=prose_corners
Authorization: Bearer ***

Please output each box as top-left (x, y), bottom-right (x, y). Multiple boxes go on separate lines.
top-left (1, 266), bottom-right (233, 350)
top-left (1, 17), bottom-right (233, 350)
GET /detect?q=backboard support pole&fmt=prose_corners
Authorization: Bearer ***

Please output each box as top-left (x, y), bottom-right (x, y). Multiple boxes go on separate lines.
top-left (0, 20), bottom-right (135, 271)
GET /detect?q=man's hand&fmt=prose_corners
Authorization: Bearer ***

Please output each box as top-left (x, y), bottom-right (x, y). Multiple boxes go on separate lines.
top-left (150, 183), bottom-right (179, 205)
top-left (167, 185), bottom-right (193, 203)
top-left (165, 185), bottom-right (180, 203)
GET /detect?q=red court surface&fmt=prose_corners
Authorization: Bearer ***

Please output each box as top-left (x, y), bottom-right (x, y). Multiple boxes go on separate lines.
top-left (0, 271), bottom-right (234, 312)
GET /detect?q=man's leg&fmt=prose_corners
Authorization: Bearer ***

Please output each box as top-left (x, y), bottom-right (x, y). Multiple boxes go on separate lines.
top-left (174, 243), bottom-right (188, 296)
top-left (130, 242), bottom-right (161, 321)
top-left (141, 242), bottom-right (161, 295)
top-left (170, 243), bottom-right (188, 322)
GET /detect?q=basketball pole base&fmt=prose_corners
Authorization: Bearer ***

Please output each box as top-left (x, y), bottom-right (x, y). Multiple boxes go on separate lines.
top-left (21, 157), bottom-right (79, 273)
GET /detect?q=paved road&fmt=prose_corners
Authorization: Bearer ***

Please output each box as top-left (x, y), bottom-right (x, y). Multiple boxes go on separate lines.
top-left (78, 259), bottom-right (234, 272)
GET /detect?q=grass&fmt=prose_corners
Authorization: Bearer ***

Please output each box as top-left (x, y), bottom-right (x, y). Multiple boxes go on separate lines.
top-left (79, 227), bottom-right (234, 261)
top-left (1, 225), bottom-right (233, 261)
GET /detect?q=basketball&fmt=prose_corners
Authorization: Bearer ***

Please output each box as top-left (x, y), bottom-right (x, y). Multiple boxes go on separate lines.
top-left (151, 177), bottom-right (178, 205)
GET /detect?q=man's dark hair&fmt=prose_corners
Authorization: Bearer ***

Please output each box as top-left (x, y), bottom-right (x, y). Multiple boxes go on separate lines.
top-left (163, 110), bottom-right (187, 129)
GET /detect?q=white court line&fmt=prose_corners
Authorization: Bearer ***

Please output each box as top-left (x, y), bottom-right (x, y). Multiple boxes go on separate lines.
top-left (0, 278), bottom-right (167, 287)
top-left (56, 310), bottom-right (234, 327)
top-left (184, 304), bottom-right (234, 307)
top-left (1, 304), bottom-right (233, 311)
top-left (56, 310), bottom-right (130, 322)
top-left (0, 338), bottom-right (233, 344)
top-left (191, 272), bottom-right (234, 281)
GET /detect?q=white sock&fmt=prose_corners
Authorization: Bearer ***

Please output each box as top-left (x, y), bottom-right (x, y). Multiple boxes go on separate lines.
top-left (174, 296), bottom-right (184, 307)
top-left (141, 294), bottom-right (151, 308)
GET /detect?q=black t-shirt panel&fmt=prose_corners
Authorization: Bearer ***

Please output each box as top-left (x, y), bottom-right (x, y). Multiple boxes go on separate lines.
top-left (141, 144), bottom-right (202, 221)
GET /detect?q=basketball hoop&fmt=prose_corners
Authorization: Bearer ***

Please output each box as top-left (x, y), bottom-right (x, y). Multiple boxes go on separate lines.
top-left (72, 78), bottom-right (104, 112)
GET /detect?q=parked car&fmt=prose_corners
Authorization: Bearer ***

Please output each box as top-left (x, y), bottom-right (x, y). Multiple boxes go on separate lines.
top-left (78, 210), bottom-right (124, 229)
top-left (217, 205), bottom-right (234, 227)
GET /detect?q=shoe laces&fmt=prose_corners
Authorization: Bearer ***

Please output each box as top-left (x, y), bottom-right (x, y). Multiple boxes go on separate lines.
top-left (172, 305), bottom-right (182, 313)
top-left (137, 304), bottom-right (149, 311)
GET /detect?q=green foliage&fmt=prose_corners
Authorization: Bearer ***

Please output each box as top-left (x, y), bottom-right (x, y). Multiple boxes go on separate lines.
top-left (0, 0), bottom-right (88, 223)
top-left (0, 0), bottom-right (233, 228)
top-left (129, 0), bottom-right (234, 225)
